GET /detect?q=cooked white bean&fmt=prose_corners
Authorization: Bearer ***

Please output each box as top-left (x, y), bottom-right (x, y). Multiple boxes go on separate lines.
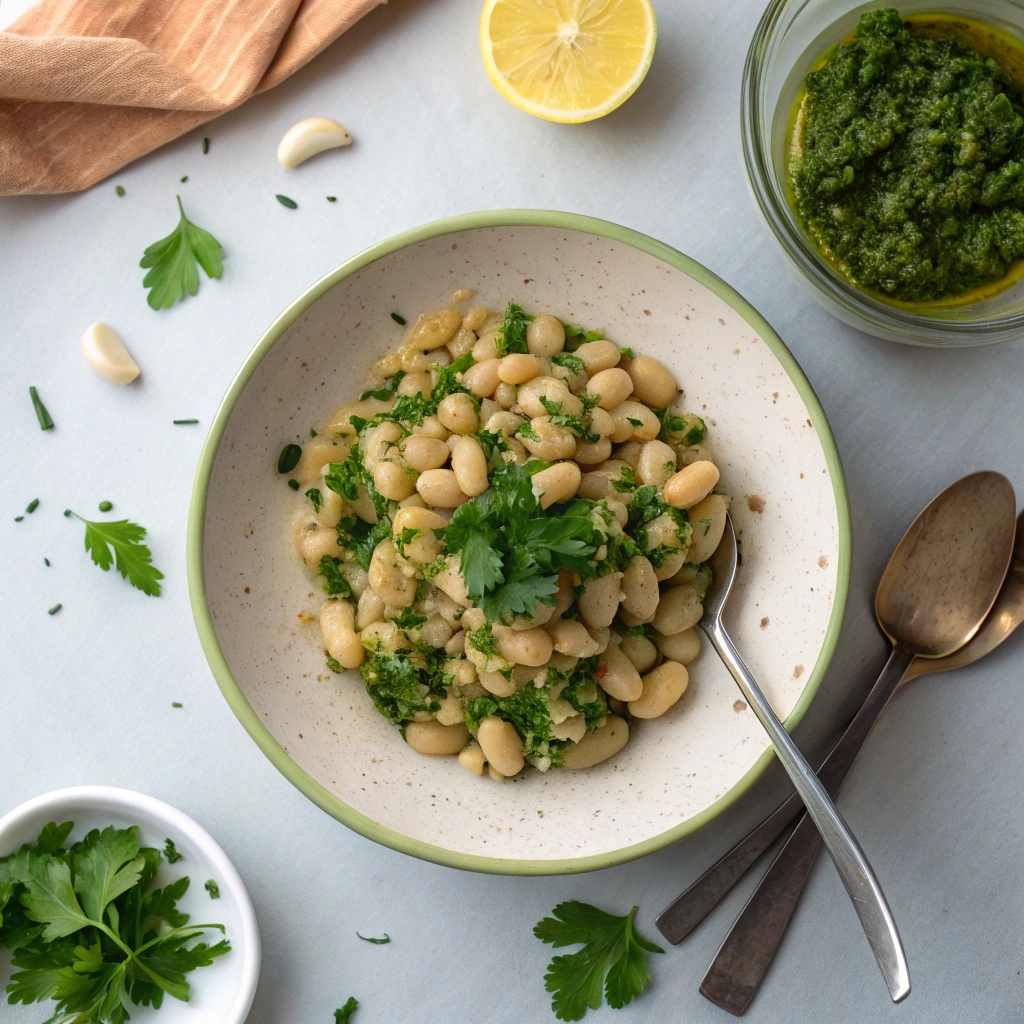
top-left (363, 421), bottom-right (404, 471)
top-left (405, 307), bottom-right (462, 351)
top-left (519, 417), bottom-right (577, 461)
top-left (652, 584), bottom-right (703, 635)
top-left (609, 401), bottom-right (660, 443)
top-left (518, 377), bottom-right (582, 419)
top-left (480, 671), bottom-right (517, 697)
top-left (687, 493), bottom-right (729, 563)
top-left (479, 398), bottom-right (501, 424)
top-left (447, 326), bottom-right (477, 360)
top-left (373, 458), bottom-right (416, 501)
top-left (577, 572), bottom-right (622, 628)
top-left (411, 416), bottom-right (450, 440)
top-left (419, 615), bottom-right (454, 649)
top-left (604, 498), bottom-right (629, 528)
top-left (532, 461), bottom-right (581, 509)
top-left (546, 618), bottom-right (601, 657)
top-left (294, 519), bottom-right (345, 570)
top-left (485, 410), bottom-right (526, 437)
top-left (626, 354), bottom-right (678, 408)
top-left (655, 550), bottom-right (688, 581)
top-left (436, 392), bottom-right (479, 434)
top-left (361, 620), bottom-right (409, 653)
top-left (498, 353), bottom-right (541, 385)
top-left (416, 469), bottom-right (471, 508)
top-left (463, 307), bottom-right (490, 331)
top-left (356, 588), bottom-right (385, 630)
top-left (294, 436), bottom-right (353, 485)
top-left (585, 367), bottom-right (633, 410)
top-left (575, 340), bottom-right (621, 373)
top-left (573, 438), bottom-right (612, 465)
top-left (320, 599), bottom-right (364, 668)
top-left (462, 357), bottom-right (502, 397)
top-left (664, 461), bottom-right (721, 509)
top-left (619, 634), bottom-right (658, 673)
top-left (477, 716), bottom-right (525, 776)
top-left (445, 630), bottom-right (467, 655)
top-left (493, 381), bottom-right (518, 408)
top-left (401, 434), bottom-right (449, 472)
top-left (588, 407), bottom-right (615, 440)
top-left (629, 661), bottom-right (689, 718)
top-left (452, 436), bottom-right (489, 497)
top-left (368, 539), bottom-right (416, 607)
top-left (524, 315), bottom-right (565, 356)
top-left (458, 740), bottom-right (486, 774)
top-left (561, 715), bottom-right (629, 769)
top-left (620, 556), bottom-right (659, 619)
top-left (597, 642), bottom-right (643, 701)
top-left (637, 440), bottom-right (677, 486)
top-left (497, 627), bottom-right (553, 667)
top-left (654, 628), bottom-right (701, 665)
top-left (405, 719), bottom-right (469, 755)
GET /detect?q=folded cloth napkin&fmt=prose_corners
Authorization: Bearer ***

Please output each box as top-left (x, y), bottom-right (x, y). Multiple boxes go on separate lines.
top-left (0, 0), bottom-right (385, 196)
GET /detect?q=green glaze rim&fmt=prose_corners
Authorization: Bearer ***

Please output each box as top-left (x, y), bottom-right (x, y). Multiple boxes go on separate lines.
top-left (187, 209), bottom-right (852, 877)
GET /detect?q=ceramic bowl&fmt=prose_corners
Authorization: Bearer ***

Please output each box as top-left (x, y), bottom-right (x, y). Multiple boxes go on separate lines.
top-left (187, 211), bottom-right (851, 875)
top-left (0, 787), bottom-right (260, 1023)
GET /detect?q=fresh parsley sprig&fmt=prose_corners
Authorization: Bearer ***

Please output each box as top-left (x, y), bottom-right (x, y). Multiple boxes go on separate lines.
top-left (141, 196), bottom-right (224, 310)
top-left (0, 822), bottom-right (229, 1023)
top-left (66, 511), bottom-right (164, 596)
top-left (534, 901), bottom-right (663, 1021)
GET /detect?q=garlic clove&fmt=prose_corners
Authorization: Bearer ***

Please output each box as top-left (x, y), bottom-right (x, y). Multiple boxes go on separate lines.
top-left (81, 322), bottom-right (140, 385)
top-left (277, 118), bottom-right (352, 169)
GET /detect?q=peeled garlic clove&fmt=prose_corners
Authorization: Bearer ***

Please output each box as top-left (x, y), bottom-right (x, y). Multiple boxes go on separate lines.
top-left (81, 323), bottom-right (140, 385)
top-left (277, 118), bottom-right (352, 169)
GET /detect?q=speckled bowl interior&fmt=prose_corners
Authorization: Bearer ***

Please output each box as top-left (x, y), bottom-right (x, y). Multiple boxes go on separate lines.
top-left (188, 212), bottom-right (850, 875)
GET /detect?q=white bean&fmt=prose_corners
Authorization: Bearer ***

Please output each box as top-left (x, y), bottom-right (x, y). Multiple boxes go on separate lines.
top-left (652, 584), bottom-right (703, 635)
top-left (573, 438), bottom-right (612, 465)
top-left (404, 307), bottom-right (462, 350)
top-left (609, 401), bottom-right (660, 443)
top-left (436, 392), bottom-right (479, 434)
top-left (687, 493), bottom-right (729, 563)
top-left (585, 367), bottom-right (633, 410)
top-left (368, 539), bottom-right (416, 607)
top-left (545, 618), bottom-right (601, 657)
top-left (401, 434), bottom-right (449, 472)
top-left (458, 740), bottom-right (486, 775)
top-left (526, 315), bottom-right (566, 356)
top-left (446, 326), bottom-right (477, 360)
top-left (373, 458), bottom-right (416, 501)
top-left (405, 720), bottom-right (469, 755)
top-left (498, 353), bottom-right (541, 385)
top-left (620, 556), bottom-right (659, 619)
top-left (577, 572), bottom-right (622, 628)
top-left (320, 599), bottom-right (364, 668)
top-left (477, 716), bottom-right (525, 776)
top-left (575, 340), bottom-right (621, 373)
top-left (412, 416), bottom-right (450, 440)
top-left (597, 642), bottom-right (643, 701)
top-left (532, 462), bottom-right (581, 509)
top-left (518, 377), bottom-right (582, 419)
top-left (497, 627), bottom-right (553, 666)
top-left (416, 469), bottom-right (471, 508)
top-left (619, 634), bottom-right (658, 673)
top-left (626, 355), bottom-right (678, 408)
top-left (561, 715), bottom-right (629, 769)
top-left (463, 307), bottom-right (491, 331)
top-left (629, 661), bottom-right (689, 718)
top-left (452, 436), bottom-right (489, 497)
top-left (462, 358), bottom-right (502, 398)
top-left (519, 417), bottom-right (577, 461)
top-left (356, 588), bottom-right (385, 630)
top-left (397, 371), bottom-right (432, 398)
top-left (654, 627), bottom-right (701, 665)
top-left (637, 440), bottom-right (677, 487)
top-left (664, 461), bottom-right (721, 509)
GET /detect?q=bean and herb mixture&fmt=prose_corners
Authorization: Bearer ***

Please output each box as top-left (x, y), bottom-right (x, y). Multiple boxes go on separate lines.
top-left (790, 9), bottom-right (1024, 303)
top-left (287, 295), bottom-right (729, 780)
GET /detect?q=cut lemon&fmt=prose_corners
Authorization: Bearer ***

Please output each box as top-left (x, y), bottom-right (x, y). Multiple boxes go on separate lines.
top-left (480, 0), bottom-right (657, 124)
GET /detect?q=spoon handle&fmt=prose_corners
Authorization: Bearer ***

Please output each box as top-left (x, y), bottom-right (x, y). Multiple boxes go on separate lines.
top-left (700, 621), bottom-right (911, 1007)
top-left (697, 642), bottom-right (917, 1015)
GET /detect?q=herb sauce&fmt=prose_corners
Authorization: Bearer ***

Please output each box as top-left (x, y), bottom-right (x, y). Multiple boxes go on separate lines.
top-left (789, 9), bottom-right (1024, 304)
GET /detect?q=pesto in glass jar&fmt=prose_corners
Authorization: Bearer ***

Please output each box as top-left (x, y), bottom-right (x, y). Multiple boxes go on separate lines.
top-left (789, 8), bottom-right (1024, 304)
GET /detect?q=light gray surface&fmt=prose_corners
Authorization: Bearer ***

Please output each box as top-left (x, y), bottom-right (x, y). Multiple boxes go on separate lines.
top-left (2, 0), bottom-right (1024, 1020)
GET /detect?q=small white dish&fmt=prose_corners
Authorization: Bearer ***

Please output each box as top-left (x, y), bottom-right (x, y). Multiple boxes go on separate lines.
top-left (0, 787), bottom-right (259, 1024)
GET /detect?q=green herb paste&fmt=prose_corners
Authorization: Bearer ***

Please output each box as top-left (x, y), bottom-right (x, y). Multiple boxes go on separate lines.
top-left (790, 8), bottom-right (1024, 303)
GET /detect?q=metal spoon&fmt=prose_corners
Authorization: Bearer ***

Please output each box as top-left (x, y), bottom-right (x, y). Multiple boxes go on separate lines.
top-left (700, 515), bottom-right (910, 1004)
top-left (656, 512), bottom-right (1024, 955)
top-left (697, 471), bottom-right (1017, 1015)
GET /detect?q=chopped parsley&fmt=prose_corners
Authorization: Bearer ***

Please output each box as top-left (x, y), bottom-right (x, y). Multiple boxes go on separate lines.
top-left (538, 396), bottom-right (600, 442)
top-left (360, 651), bottom-right (444, 724)
top-left (390, 312), bottom-right (407, 325)
top-left (278, 443), bottom-right (302, 474)
top-left (335, 998), bottom-right (359, 1023)
top-left (326, 652), bottom-right (345, 674)
top-left (495, 302), bottom-right (533, 355)
top-left (468, 622), bottom-right (501, 658)
top-left (360, 371), bottom-right (405, 401)
top-left (306, 487), bottom-right (324, 513)
top-left (164, 838), bottom-right (184, 863)
top-left (275, 194), bottom-right (298, 209)
top-left (655, 408), bottom-right (706, 446)
top-left (204, 879), bottom-right (220, 899)
top-left (610, 465), bottom-right (637, 493)
top-left (318, 556), bottom-right (353, 597)
top-left (551, 352), bottom-right (587, 374)
top-left (393, 527), bottom-right (422, 557)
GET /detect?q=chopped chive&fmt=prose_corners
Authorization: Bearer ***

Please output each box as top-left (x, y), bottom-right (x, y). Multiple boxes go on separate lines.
top-left (309, 428), bottom-right (318, 438)
top-left (276, 194), bottom-right (298, 209)
top-left (14, 516), bottom-right (23, 522)
top-left (47, 603), bottom-right (61, 615)
top-left (172, 701), bottom-right (183, 708)
top-left (173, 418), bottom-right (199, 425)
top-left (288, 479), bottom-right (300, 490)
top-left (180, 175), bottom-right (188, 183)
top-left (26, 499), bottom-right (39, 513)
top-left (205, 879), bottom-right (220, 899)
top-left (203, 137), bottom-right (210, 154)
top-left (115, 185), bottom-right (126, 197)
top-left (390, 313), bottom-right (407, 325)
top-left (29, 387), bottom-right (54, 430)
top-left (98, 500), bottom-right (113, 512)
top-left (63, 509), bottom-right (71, 517)
top-left (278, 443), bottom-right (302, 474)
top-left (44, 558), bottom-right (50, 566)
top-left (327, 196), bottom-right (337, 202)
top-left (356, 932), bottom-right (391, 944)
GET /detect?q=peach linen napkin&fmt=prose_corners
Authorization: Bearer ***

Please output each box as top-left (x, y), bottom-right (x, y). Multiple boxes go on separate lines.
top-left (0, 0), bottom-right (385, 196)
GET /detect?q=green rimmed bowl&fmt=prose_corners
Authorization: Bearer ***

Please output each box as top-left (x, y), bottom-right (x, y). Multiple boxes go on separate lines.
top-left (187, 211), bottom-right (850, 875)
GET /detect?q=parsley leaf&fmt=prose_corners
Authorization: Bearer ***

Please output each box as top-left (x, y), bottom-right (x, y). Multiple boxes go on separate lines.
top-left (318, 556), bottom-right (353, 597)
top-left (534, 901), bottom-right (663, 1021)
top-left (551, 352), bottom-right (587, 375)
top-left (67, 512), bottom-right (164, 596)
top-left (562, 323), bottom-right (605, 350)
top-left (306, 487), bottom-right (324, 513)
top-left (163, 840), bottom-right (183, 864)
top-left (496, 302), bottom-right (532, 355)
top-left (140, 196), bottom-right (224, 310)
top-left (360, 371), bottom-right (405, 401)
top-left (336, 997), bottom-right (359, 1023)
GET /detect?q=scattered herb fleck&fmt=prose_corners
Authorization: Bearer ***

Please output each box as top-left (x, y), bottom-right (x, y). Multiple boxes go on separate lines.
top-left (534, 901), bottom-right (663, 1021)
top-left (360, 370), bottom-right (405, 401)
top-left (141, 195), bottom-right (224, 309)
top-left (620, 347), bottom-right (635, 358)
top-left (204, 879), bottom-right (220, 899)
top-left (29, 386), bottom-right (54, 430)
top-left (310, 428), bottom-right (318, 438)
top-left (98, 500), bottom-right (113, 512)
top-left (356, 932), bottom-right (390, 944)
top-left (288, 479), bottom-right (300, 491)
top-left (47, 603), bottom-right (61, 615)
top-left (66, 510), bottom-right (164, 596)
top-left (164, 838), bottom-right (184, 863)
top-left (335, 997), bottom-right (359, 1024)
top-left (276, 194), bottom-right (298, 209)
top-left (14, 516), bottom-right (23, 522)
top-left (26, 499), bottom-right (39, 513)
top-left (115, 185), bottom-right (126, 196)
top-left (172, 701), bottom-right (183, 708)
top-left (390, 312), bottom-right (407, 325)
top-left (327, 196), bottom-right (337, 202)
top-left (306, 487), bottom-right (324, 513)
top-left (173, 418), bottom-right (199, 425)
top-left (325, 652), bottom-right (345, 674)
top-left (278, 443), bottom-right (302, 474)
top-left (180, 175), bottom-right (188, 183)
top-left (203, 137), bottom-right (210, 154)
top-left (44, 558), bottom-right (50, 566)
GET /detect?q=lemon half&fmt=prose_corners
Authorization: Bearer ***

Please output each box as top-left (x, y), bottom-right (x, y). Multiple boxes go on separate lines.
top-left (480, 0), bottom-right (657, 124)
